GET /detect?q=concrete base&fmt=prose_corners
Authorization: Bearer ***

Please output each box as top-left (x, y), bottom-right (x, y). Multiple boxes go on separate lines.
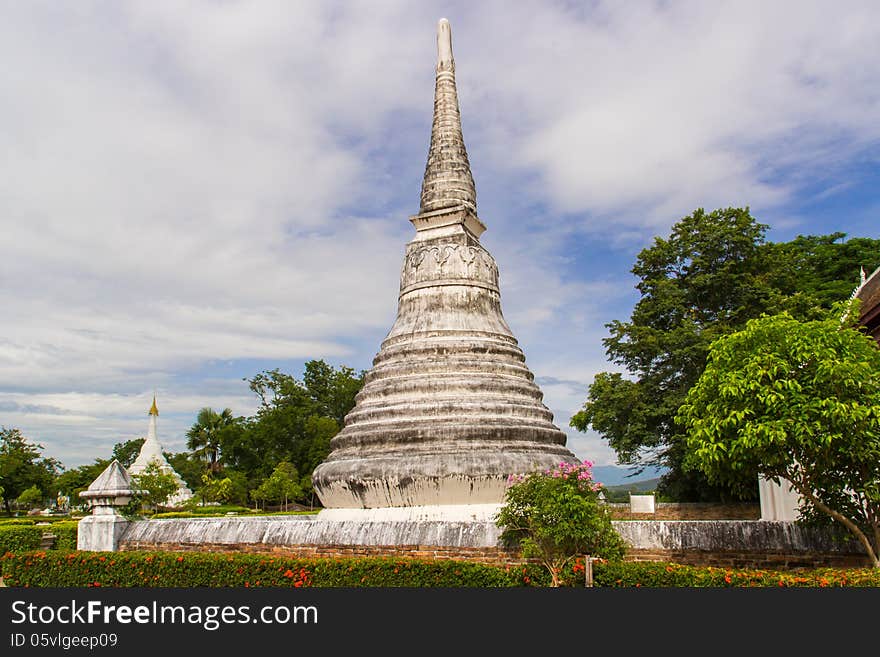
top-left (77, 513), bottom-right (131, 551)
top-left (316, 504), bottom-right (503, 523)
top-left (121, 514), bottom-right (503, 549)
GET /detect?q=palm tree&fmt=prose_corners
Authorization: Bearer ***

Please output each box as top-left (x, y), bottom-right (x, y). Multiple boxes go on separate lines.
top-left (186, 407), bottom-right (234, 474)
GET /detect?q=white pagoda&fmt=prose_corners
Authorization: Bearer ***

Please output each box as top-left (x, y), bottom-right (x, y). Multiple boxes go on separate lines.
top-left (128, 396), bottom-right (193, 507)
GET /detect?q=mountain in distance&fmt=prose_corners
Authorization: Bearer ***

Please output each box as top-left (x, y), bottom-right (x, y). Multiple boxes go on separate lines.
top-left (591, 464), bottom-right (667, 488)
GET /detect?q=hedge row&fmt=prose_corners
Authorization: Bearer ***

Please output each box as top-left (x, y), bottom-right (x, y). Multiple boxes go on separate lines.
top-left (3, 551), bottom-right (878, 588)
top-left (0, 551), bottom-right (538, 587)
top-left (0, 527), bottom-right (43, 553)
top-left (0, 522), bottom-right (78, 553)
top-left (52, 522), bottom-right (79, 550)
top-left (0, 517), bottom-right (81, 525)
top-left (590, 559), bottom-right (880, 587)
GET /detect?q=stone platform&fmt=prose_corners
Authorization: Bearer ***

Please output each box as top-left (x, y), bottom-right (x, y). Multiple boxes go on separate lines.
top-left (111, 515), bottom-right (872, 569)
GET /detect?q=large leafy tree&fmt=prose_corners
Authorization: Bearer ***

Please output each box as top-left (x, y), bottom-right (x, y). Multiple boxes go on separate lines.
top-left (767, 233), bottom-right (880, 307)
top-left (164, 451), bottom-right (204, 491)
top-left (220, 360), bottom-right (363, 494)
top-left (131, 461), bottom-right (179, 512)
top-left (251, 461), bottom-right (303, 511)
top-left (186, 407), bottom-right (236, 474)
top-left (677, 307), bottom-right (880, 567)
top-left (111, 438), bottom-right (145, 468)
top-left (0, 428), bottom-right (61, 514)
top-left (571, 207), bottom-right (879, 501)
top-left (55, 459), bottom-right (111, 504)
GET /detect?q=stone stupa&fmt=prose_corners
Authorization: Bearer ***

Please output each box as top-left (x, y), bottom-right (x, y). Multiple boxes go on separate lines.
top-left (312, 18), bottom-right (579, 516)
top-left (128, 396), bottom-right (193, 506)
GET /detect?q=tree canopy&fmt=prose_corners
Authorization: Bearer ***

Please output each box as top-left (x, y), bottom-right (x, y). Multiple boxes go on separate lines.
top-left (186, 407), bottom-right (235, 474)
top-left (219, 360), bottom-right (363, 499)
top-left (571, 207), bottom-right (880, 501)
top-left (131, 461), bottom-right (180, 511)
top-left (677, 306), bottom-right (880, 567)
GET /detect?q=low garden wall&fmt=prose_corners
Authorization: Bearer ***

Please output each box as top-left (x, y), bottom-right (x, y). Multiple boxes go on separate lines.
top-left (112, 516), bottom-right (870, 569)
top-left (6, 515), bottom-right (870, 570)
top-left (607, 503), bottom-right (761, 520)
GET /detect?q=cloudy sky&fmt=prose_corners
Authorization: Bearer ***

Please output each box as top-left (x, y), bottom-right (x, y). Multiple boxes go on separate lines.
top-left (2, 1), bottom-right (878, 481)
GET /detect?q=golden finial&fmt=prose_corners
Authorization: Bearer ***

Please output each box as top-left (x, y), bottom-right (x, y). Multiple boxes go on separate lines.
top-left (149, 395), bottom-right (159, 416)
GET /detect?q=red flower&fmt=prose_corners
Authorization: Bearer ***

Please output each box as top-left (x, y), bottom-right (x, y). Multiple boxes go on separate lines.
top-left (176, 556), bottom-right (184, 562)
top-left (284, 569), bottom-right (295, 578)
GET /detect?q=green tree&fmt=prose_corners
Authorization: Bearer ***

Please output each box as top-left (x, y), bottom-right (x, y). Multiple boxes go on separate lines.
top-left (198, 471), bottom-right (248, 506)
top-left (131, 461), bottom-right (179, 511)
top-left (55, 459), bottom-right (111, 505)
top-left (220, 360), bottom-right (363, 495)
top-left (251, 461), bottom-right (303, 511)
top-left (0, 428), bottom-right (61, 514)
top-left (164, 451), bottom-right (204, 491)
top-left (571, 207), bottom-right (879, 501)
top-left (767, 233), bottom-right (880, 308)
top-left (17, 484), bottom-right (44, 510)
top-left (677, 305), bottom-right (880, 567)
top-left (111, 438), bottom-right (145, 468)
top-left (186, 408), bottom-right (236, 474)
top-left (496, 462), bottom-right (626, 586)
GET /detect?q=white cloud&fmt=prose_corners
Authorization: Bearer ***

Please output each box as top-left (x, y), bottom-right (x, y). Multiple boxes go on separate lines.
top-left (1, 1), bottom-right (877, 468)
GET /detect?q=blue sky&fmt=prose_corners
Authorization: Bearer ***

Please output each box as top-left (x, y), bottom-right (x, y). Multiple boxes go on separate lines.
top-left (1, 1), bottom-right (878, 485)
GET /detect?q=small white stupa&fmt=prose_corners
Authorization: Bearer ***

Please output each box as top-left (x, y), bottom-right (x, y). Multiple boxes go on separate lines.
top-left (128, 396), bottom-right (193, 507)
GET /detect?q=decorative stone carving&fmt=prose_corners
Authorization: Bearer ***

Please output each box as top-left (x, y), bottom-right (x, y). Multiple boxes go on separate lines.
top-left (400, 242), bottom-right (499, 296)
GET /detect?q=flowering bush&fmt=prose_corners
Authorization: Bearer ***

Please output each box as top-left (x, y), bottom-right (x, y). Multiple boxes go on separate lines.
top-left (0, 551), bottom-right (537, 588)
top-left (496, 461), bottom-right (627, 586)
top-left (590, 560), bottom-right (880, 588)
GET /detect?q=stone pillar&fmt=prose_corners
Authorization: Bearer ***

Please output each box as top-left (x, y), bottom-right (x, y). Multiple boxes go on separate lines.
top-left (758, 475), bottom-right (801, 521)
top-left (77, 460), bottom-right (136, 552)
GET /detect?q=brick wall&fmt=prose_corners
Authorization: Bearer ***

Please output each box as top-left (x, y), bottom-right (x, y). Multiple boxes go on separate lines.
top-left (120, 541), bottom-right (526, 566)
top-left (607, 503), bottom-right (761, 520)
top-left (118, 539), bottom-right (870, 570)
top-left (624, 549), bottom-right (871, 569)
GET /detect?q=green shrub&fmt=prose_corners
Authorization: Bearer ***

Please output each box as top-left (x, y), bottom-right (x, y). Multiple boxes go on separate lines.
top-left (0, 551), bottom-right (540, 588)
top-left (51, 521), bottom-right (79, 550)
top-left (497, 461), bottom-right (626, 586)
top-left (4, 549), bottom-right (876, 588)
top-left (0, 526), bottom-right (44, 553)
top-left (0, 519), bottom-right (38, 526)
top-left (154, 505), bottom-right (256, 519)
top-left (590, 560), bottom-right (880, 587)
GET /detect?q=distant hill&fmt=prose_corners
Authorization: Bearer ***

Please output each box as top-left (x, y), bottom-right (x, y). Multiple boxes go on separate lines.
top-left (591, 465), bottom-right (666, 488)
top-left (601, 477), bottom-right (661, 503)
top-left (604, 478), bottom-right (661, 494)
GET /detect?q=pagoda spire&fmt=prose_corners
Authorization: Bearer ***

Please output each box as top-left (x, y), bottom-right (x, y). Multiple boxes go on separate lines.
top-left (418, 18), bottom-right (478, 219)
top-left (149, 395), bottom-right (158, 417)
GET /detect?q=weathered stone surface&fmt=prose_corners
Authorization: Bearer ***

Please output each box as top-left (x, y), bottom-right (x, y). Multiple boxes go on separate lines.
top-left (77, 459), bottom-right (135, 551)
top-left (312, 19), bottom-right (578, 509)
top-left (419, 18), bottom-right (476, 215)
top-left (116, 517), bottom-right (869, 570)
top-left (77, 515), bottom-right (131, 552)
top-left (613, 520), bottom-right (863, 553)
top-left (120, 516), bottom-right (504, 549)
